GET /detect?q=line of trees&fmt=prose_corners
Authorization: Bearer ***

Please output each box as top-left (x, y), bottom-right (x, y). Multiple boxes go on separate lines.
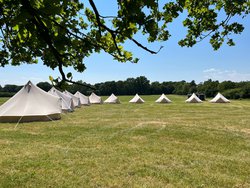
top-left (1, 76), bottom-right (250, 99)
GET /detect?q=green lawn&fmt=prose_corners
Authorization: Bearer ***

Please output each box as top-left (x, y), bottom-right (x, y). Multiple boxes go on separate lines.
top-left (0, 95), bottom-right (250, 187)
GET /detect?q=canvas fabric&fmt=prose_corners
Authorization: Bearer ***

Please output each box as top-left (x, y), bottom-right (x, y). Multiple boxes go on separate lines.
top-left (104, 93), bottom-right (120, 104)
top-left (89, 93), bottom-right (103, 104)
top-left (155, 94), bottom-right (172, 103)
top-left (185, 93), bottom-right (202, 103)
top-left (74, 91), bottom-right (90, 105)
top-left (48, 87), bottom-right (74, 112)
top-left (129, 94), bottom-right (145, 103)
top-left (0, 81), bottom-right (61, 122)
top-left (63, 90), bottom-right (81, 107)
top-left (210, 93), bottom-right (230, 103)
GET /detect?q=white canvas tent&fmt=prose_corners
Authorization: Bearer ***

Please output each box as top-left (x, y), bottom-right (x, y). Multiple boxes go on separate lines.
top-left (104, 93), bottom-right (120, 104)
top-left (89, 92), bottom-right (103, 104)
top-left (48, 87), bottom-right (74, 112)
top-left (185, 93), bottom-right (202, 103)
top-left (74, 91), bottom-right (90, 105)
top-left (63, 90), bottom-right (81, 107)
top-left (129, 94), bottom-right (145, 103)
top-left (0, 81), bottom-right (61, 122)
top-left (155, 94), bottom-right (172, 103)
top-left (210, 93), bottom-right (230, 103)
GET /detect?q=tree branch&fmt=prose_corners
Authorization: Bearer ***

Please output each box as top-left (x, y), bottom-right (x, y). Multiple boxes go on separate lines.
top-left (88, 0), bottom-right (122, 56)
top-left (130, 38), bottom-right (163, 54)
top-left (20, 0), bottom-right (94, 89)
top-left (196, 13), bottom-right (232, 43)
top-left (37, 10), bottom-right (137, 63)
top-left (89, 0), bottom-right (162, 56)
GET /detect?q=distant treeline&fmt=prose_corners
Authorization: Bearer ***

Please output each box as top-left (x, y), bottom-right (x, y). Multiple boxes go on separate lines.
top-left (1, 76), bottom-right (250, 99)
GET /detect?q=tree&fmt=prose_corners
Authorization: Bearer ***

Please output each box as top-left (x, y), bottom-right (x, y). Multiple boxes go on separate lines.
top-left (37, 81), bottom-right (52, 92)
top-left (189, 80), bottom-right (197, 94)
top-left (134, 76), bottom-right (150, 94)
top-left (1, 1), bottom-right (249, 86)
top-left (218, 81), bottom-right (236, 91)
top-left (98, 81), bottom-right (118, 95)
top-left (197, 79), bottom-right (219, 97)
top-left (242, 83), bottom-right (250, 98)
top-left (68, 80), bottom-right (93, 95)
top-left (173, 80), bottom-right (188, 95)
top-left (162, 82), bottom-right (175, 94)
top-left (2, 84), bottom-right (22, 93)
top-left (151, 81), bottom-right (162, 94)
top-left (124, 78), bottom-right (136, 95)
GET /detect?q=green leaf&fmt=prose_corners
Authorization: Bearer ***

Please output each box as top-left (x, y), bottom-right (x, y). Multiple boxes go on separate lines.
top-left (67, 72), bottom-right (72, 79)
top-left (13, 25), bottom-right (19, 31)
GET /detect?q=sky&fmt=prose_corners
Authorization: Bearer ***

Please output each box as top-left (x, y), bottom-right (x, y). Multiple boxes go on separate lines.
top-left (1, 1), bottom-right (250, 86)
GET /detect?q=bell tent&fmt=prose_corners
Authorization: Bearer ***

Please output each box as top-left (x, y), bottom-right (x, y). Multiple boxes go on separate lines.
top-left (48, 87), bottom-right (74, 112)
top-left (104, 93), bottom-right (120, 104)
top-left (210, 93), bottom-right (230, 103)
top-left (63, 90), bottom-right (81, 107)
top-left (129, 94), bottom-right (145, 103)
top-left (155, 94), bottom-right (172, 103)
top-left (89, 93), bottom-right (103, 104)
top-left (185, 93), bottom-right (202, 103)
top-left (74, 91), bottom-right (90, 105)
top-left (0, 81), bottom-right (61, 122)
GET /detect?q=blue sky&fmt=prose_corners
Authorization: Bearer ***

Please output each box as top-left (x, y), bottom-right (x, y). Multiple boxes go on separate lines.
top-left (0, 2), bottom-right (250, 86)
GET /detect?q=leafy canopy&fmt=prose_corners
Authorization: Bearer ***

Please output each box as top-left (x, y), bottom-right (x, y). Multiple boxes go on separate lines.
top-left (0, 0), bottom-right (249, 86)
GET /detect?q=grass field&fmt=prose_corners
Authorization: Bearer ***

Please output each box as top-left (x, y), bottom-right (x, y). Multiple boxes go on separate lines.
top-left (0, 95), bottom-right (250, 187)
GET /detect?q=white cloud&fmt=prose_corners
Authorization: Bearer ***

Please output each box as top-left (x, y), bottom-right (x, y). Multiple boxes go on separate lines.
top-left (203, 68), bottom-right (217, 73)
top-left (203, 68), bottom-right (250, 82)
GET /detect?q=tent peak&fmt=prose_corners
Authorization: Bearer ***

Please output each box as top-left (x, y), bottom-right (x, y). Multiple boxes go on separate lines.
top-left (24, 81), bottom-right (33, 93)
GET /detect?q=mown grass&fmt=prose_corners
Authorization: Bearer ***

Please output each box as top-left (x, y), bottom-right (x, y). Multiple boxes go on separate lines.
top-left (0, 95), bottom-right (250, 187)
